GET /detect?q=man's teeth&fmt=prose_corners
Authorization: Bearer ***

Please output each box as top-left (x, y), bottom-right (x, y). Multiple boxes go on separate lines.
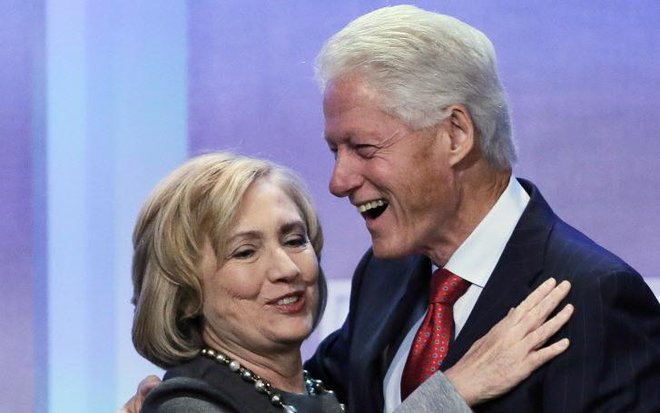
top-left (358, 200), bottom-right (386, 213)
top-left (277, 296), bottom-right (300, 305)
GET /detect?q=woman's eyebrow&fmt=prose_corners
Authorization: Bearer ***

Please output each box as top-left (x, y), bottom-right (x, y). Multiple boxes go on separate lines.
top-left (225, 230), bottom-right (261, 244)
top-left (279, 220), bottom-right (307, 235)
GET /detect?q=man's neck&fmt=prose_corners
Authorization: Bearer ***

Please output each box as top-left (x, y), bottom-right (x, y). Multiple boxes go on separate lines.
top-left (424, 167), bottom-right (511, 267)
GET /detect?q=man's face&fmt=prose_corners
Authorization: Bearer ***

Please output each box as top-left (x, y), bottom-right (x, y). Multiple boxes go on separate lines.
top-left (323, 75), bottom-right (459, 259)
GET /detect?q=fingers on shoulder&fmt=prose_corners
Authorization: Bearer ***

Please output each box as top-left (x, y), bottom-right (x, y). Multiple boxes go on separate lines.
top-left (513, 279), bottom-right (571, 328)
top-left (525, 337), bottom-right (570, 371)
top-left (139, 375), bottom-right (162, 396)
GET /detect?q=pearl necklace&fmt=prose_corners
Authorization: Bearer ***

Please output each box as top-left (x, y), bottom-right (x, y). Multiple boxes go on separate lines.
top-left (201, 348), bottom-right (346, 413)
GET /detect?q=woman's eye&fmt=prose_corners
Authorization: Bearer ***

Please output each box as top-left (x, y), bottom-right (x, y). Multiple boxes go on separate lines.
top-left (285, 235), bottom-right (308, 247)
top-left (232, 248), bottom-right (255, 259)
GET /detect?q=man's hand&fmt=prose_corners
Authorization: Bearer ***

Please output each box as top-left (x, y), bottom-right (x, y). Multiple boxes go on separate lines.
top-left (117, 375), bottom-right (161, 413)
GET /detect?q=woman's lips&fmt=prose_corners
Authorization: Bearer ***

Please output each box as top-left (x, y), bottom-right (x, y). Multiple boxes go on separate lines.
top-left (268, 292), bottom-right (306, 314)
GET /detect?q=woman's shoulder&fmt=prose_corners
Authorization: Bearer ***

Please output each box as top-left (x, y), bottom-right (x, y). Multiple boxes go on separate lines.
top-left (140, 376), bottom-right (239, 413)
top-left (146, 355), bottom-right (345, 413)
top-left (163, 355), bottom-right (218, 381)
top-left (145, 356), bottom-right (283, 413)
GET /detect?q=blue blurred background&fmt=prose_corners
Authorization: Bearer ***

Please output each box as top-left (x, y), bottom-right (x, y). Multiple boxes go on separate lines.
top-left (1, 1), bottom-right (659, 411)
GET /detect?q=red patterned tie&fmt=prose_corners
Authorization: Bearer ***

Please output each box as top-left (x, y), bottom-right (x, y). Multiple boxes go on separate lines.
top-left (401, 268), bottom-right (470, 399)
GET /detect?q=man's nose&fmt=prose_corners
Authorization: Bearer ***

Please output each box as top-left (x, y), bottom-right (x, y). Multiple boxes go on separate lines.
top-left (329, 152), bottom-right (361, 198)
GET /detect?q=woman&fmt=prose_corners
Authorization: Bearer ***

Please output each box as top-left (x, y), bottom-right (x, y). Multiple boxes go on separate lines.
top-left (131, 152), bottom-right (572, 412)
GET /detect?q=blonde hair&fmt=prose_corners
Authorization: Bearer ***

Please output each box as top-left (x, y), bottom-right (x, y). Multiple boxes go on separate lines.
top-left (131, 152), bottom-right (326, 369)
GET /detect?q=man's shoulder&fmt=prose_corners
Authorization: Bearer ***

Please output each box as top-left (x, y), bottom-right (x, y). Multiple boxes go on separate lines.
top-left (518, 178), bottom-right (636, 276)
top-left (546, 215), bottom-right (636, 276)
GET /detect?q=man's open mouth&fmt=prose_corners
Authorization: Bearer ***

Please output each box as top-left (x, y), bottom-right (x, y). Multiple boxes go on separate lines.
top-left (358, 199), bottom-right (389, 219)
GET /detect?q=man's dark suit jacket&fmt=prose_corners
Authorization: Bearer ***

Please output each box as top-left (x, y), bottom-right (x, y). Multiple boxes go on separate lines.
top-left (305, 179), bottom-right (660, 412)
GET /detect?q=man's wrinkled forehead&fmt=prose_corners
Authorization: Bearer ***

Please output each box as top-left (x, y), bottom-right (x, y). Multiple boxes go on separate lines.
top-left (323, 73), bottom-right (384, 112)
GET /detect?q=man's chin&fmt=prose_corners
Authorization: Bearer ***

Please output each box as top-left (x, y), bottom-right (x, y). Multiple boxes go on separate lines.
top-left (371, 239), bottom-right (410, 259)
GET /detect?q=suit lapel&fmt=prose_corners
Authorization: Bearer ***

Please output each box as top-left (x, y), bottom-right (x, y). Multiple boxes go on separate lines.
top-left (442, 179), bottom-right (558, 369)
top-left (355, 255), bottom-right (432, 368)
top-left (378, 258), bottom-right (432, 371)
top-left (350, 255), bottom-right (431, 411)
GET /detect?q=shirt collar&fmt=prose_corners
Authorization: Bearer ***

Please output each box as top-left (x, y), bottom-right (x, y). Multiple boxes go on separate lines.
top-left (443, 176), bottom-right (530, 287)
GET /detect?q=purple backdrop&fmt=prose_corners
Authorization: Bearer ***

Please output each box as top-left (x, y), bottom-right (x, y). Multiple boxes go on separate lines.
top-left (188, 1), bottom-right (659, 285)
top-left (0, 1), bottom-right (45, 411)
top-left (187, 0), bottom-right (660, 358)
top-left (1, 1), bottom-right (658, 411)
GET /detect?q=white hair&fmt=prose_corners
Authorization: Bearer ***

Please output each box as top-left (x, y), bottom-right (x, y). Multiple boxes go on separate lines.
top-left (315, 5), bottom-right (516, 169)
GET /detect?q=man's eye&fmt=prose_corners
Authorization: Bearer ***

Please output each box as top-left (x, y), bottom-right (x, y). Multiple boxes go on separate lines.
top-left (355, 144), bottom-right (377, 158)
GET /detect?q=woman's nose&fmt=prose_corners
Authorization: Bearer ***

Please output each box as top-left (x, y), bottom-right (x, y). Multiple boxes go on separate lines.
top-left (266, 247), bottom-right (300, 282)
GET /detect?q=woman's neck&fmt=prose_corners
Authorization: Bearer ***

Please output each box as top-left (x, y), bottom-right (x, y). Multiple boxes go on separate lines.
top-left (203, 334), bottom-right (305, 394)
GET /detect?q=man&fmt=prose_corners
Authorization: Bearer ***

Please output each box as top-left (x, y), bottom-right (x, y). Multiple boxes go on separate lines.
top-left (303, 5), bottom-right (660, 413)
top-left (122, 5), bottom-right (660, 412)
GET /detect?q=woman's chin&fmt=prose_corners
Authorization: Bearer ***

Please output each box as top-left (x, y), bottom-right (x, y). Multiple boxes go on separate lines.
top-left (267, 320), bottom-right (315, 348)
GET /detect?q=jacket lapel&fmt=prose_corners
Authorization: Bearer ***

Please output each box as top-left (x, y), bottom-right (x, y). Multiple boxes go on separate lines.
top-left (350, 254), bottom-right (432, 412)
top-left (442, 179), bottom-right (558, 369)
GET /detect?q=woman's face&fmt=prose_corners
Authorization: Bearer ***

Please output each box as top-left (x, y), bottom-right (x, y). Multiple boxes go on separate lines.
top-left (200, 178), bottom-right (320, 355)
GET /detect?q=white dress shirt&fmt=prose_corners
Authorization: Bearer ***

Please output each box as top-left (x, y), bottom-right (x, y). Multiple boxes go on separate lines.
top-left (383, 177), bottom-right (530, 413)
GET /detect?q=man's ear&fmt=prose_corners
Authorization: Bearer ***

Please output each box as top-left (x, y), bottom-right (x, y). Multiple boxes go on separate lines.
top-left (443, 104), bottom-right (475, 166)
